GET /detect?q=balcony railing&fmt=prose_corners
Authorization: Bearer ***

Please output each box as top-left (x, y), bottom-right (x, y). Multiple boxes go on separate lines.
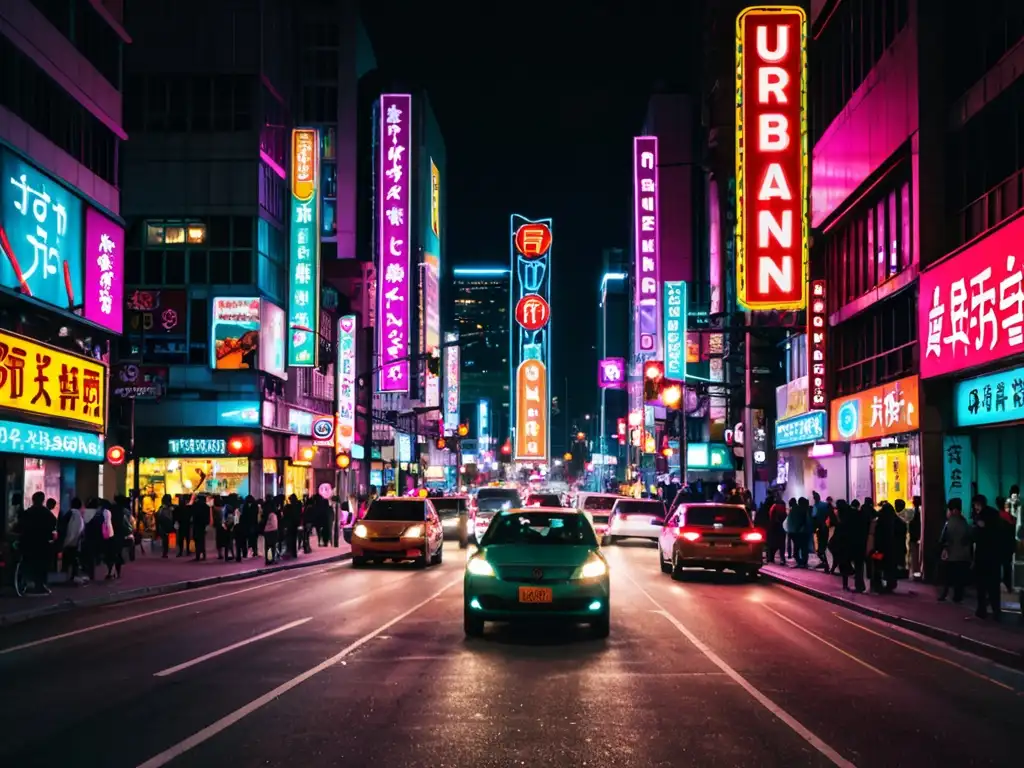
top-left (955, 167), bottom-right (1024, 253)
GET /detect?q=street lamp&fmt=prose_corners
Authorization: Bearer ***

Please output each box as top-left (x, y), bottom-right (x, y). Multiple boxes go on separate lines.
top-left (599, 272), bottom-right (627, 491)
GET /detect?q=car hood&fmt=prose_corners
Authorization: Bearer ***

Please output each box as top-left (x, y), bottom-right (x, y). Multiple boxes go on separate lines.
top-left (478, 544), bottom-right (597, 567)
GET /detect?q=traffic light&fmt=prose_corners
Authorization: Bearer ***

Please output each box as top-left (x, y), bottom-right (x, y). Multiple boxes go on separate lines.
top-left (644, 360), bottom-right (664, 402)
top-left (227, 435), bottom-right (254, 455)
top-left (457, 423), bottom-right (469, 437)
top-left (335, 453), bottom-right (351, 469)
top-left (106, 445), bottom-right (126, 466)
top-left (435, 437), bottom-right (447, 450)
top-left (661, 382), bottom-right (682, 409)
top-left (427, 354), bottom-right (440, 376)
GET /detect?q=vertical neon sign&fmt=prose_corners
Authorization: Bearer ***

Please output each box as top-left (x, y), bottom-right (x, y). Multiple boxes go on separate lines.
top-left (633, 136), bottom-right (660, 357)
top-left (288, 128), bottom-right (321, 366)
top-left (444, 331), bottom-right (460, 433)
top-left (663, 281), bottom-right (686, 380)
top-left (337, 315), bottom-right (357, 452)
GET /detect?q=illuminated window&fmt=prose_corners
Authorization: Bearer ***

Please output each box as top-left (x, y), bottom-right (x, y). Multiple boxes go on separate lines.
top-left (146, 224), bottom-right (164, 245)
top-left (187, 224), bottom-right (207, 244)
top-left (165, 227), bottom-right (186, 244)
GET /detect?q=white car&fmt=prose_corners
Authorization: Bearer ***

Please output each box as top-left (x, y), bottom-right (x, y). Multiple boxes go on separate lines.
top-left (606, 498), bottom-right (667, 543)
top-left (575, 492), bottom-right (623, 544)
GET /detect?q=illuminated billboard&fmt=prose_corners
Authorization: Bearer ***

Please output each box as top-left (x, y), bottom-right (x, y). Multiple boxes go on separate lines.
top-left (736, 6), bottom-right (808, 310)
top-left (444, 331), bottom-right (460, 433)
top-left (378, 94), bottom-right (412, 392)
top-left (633, 136), bottom-right (660, 356)
top-left (337, 315), bottom-right (357, 451)
top-left (84, 208), bottom-right (124, 334)
top-left (663, 281), bottom-right (686, 380)
top-left (808, 280), bottom-right (827, 408)
top-left (510, 215), bottom-right (552, 463)
top-left (288, 128), bottom-right (321, 366)
top-left (211, 297), bottom-right (260, 370)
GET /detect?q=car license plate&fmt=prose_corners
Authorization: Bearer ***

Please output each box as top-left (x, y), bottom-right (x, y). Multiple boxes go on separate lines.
top-left (518, 587), bottom-right (553, 603)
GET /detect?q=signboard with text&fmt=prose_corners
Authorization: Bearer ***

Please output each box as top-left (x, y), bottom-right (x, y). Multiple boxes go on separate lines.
top-left (515, 359), bottom-right (548, 462)
top-left (336, 315), bottom-right (357, 451)
top-left (444, 331), bottom-right (460, 434)
top-left (775, 409), bottom-right (827, 449)
top-left (808, 279), bottom-right (827, 408)
top-left (830, 375), bottom-right (919, 442)
top-left (0, 419), bottom-right (104, 461)
top-left (633, 136), bottom-right (660, 356)
top-left (84, 208), bottom-right (124, 334)
top-left (288, 128), bottom-right (321, 367)
top-left (953, 365), bottom-right (1024, 427)
top-left (663, 281), bottom-right (686, 379)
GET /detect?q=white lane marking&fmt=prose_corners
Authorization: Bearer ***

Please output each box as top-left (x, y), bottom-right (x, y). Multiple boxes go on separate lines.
top-left (136, 577), bottom-right (460, 768)
top-left (831, 612), bottom-right (1016, 692)
top-left (762, 604), bottom-right (888, 678)
top-left (625, 574), bottom-right (856, 768)
top-left (154, 618), bottom-right (313, 677)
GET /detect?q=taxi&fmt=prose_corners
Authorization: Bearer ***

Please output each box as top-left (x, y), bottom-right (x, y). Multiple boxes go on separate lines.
top-left (658, 502), bottom-right (764, 579)
top-left (351, 498), bottom-right (444, 568)
top-left (463, 508), bottom-right (610, 638)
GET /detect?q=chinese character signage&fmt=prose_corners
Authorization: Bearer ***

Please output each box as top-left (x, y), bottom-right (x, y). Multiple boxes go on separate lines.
top-left (953, 365), bottom-right (1024, 427)
top-left (808, 279), bottom-right (827, 408)
top-left (113, 363), bottom-right (167, 400)
top-left (663, 281), bottom-right (686, 379)
top-left (444, 331), bottom-right (460, 433)
top-left (211, 297), bottom-right (260, 370)
top-left (84, 208), bottom-right (123, 334)
top-left (378, 94), bottom-right (412, 392)
top-left (167, 438), bottom-right (227, 456)
top-left (775, 409), bottom-right (827, 449)
top-left (515, 294), bottom-right (550, 331)
top-left (515, 359), bottom-right (548, 462)
top-left (259, 299), bottom-right (287, 380)
top-left (830, 375), bottom-right (919, 442)
top-left (0, 419), bottom-right (103, 461)
top-left (919, 214), bottom-right (1024, 379)
top-left (127, 290), bottom-right (185, 335)
top-left (336, 315), bottom-right (357, 451)
top-left (423, 258), bottom-right (441, 407)
top-left (288, 128), bottom-right (321, 367)
top-left (633, 136), bottom-right (660, 355)
top-left (0, 149), bottom-right (84, 315)
top-left (0, 330), bottom-right (106, 431)
top-left (430, 159), bottom-right (440, 239)
top-left (942, 435), bottom-right (973, 510)
top-left (736, 6), bottom-right (809, 310)
top-left (598, 358), bottom-right (625, 390)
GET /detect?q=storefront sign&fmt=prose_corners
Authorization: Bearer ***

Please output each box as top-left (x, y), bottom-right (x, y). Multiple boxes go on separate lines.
top-left (775, 376), bottom-right (809, 419)
top-left (943, 435), bottom-right (973, 509)
top-left (920, 214), bottom-right (1024, 379)
top-left (113, 364), bottom-right (167, 399)
top-left (830, 375), bottom-right (919, 442)
top-left (515, 359), bottom-right (548, 461)
top-left (686, 442), bottom-right (733, 471)
top-left (336, 315), bottom-right (357, 451)
top-left (0, 330), bottom-right (106, 430)
top-left (312, 416), bottom-right (334, 447)
top-left (84, 208), bottom-right (124, 334)
top-left (598, 357), bottom-right (625, 390)
top-left (633, 136), bottom-right (660, 355)
top-left (288, 128), bottom-right (321, 367)
top-left (216, 402), bottom-right (260, 427)
top-left (259, 299), bottom-right (287, 380)
top-left (288, 408), bottom-right (313, 436)
top-left (874, 448), bottom-right (909, 505)
top-left (127, 290), bottom-right (185, 334)
top-left (663, 281), bottom-right (686, 379)
top-left (0, 418), bottom-right (103, 461)
top-left (736, 6), bottom-right (808, 310)
top-left (775, 409), bottom-right (827, 449)
top-left (211, 297), bottom-right (260, 370)
top-left (0, 148), bottom-right (84, 315)
top-left (953, 365), bottom-right (1024, 427)
top-left (378, 94), bottom-right (412, 391)
top-left (167, 438), bottom-right (227, 456)
top-left (808, 279), bottom-right (827, 408)
top-left (444, 331), bottom-right (460, 433)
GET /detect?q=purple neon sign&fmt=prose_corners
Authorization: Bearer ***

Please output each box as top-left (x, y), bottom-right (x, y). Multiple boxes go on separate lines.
top-left (378, 93), bottom-right (412, 392)
top-left (84, 208), bottom-right (124, 334)
top-left (633, 136), bottom-right (660, 357)
top-left (598, 358), bottom-right (625, 390)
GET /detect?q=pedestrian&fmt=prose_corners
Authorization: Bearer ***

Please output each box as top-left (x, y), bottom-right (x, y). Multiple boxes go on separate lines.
top-left (811, 492), bottom-right (831, 570)
top-left (785, 498), bottom-right (797, 560)
top-left (60, 497), bottom-right (85, 582)
top-left (241, 495), bottom-right (259, 558)
top-left (102, 501), bottom-right (127, 579)
top-left (191, 495), bottom-right (210, 560)
top-left (908, 495), bottom-right (922, 580)
top-left (156, 494), bottom-right (174, 558)
top-left (875, 501), bottom-right (901, 593)
top-left (261, 502), bottom-right (279, 565)
top-left (790, 498), bottom-right (811, 567)
top-left (938, 498), bottom-right (971, 603)
top-left (766, 496), bottom-right (787, 564)
top-left (82, 500), bottom-right (104, 581)
top-left (175, 494), bottom-right (192, 557)
top-left (997, 496), bottom-right (1017, 593)
top-left (284, 494), bottom-right (302, 558)
top-left (18, 491), bottom-right (57, 594)
top-left (971, 494), bottom-right (1003, 620)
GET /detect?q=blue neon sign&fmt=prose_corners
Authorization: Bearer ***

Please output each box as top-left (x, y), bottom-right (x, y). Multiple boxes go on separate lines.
top-left (954, 366), bottom-right (1024, 427)
top-left (0, 419), bottom-right (103, 461)
top-left (775, 410), bottom-right (827, 449)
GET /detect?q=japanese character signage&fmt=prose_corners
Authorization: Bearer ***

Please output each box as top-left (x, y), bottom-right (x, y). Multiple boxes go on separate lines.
top-left (84, 208), bottom-right (124, 334)
top-left (775, 409), bottom-right (827, 449)
top-left (953, 364), bottom-right (1024, 427)
top-left (211, 297), bottom-right (260, 370)
top-left (598, 358), bottom-right (626, 390)
top-left (0, 330), bottom-right (106, 431)
top-left (515, 360), bottom-right (548, 462)
top-left (378, 94), bottom-right (412, 392)
top-left (444, 331), bottom-right (460, 434)
top-left (663, 281), bottom-right (686, 379)
top-left (336, 315), bottom-right (357, 451)
top-left (808, 279), bottom-right (827, 408)
top-left (736, 6), bottom-right (809, 310)
top-left (633, 136), bottom-right (660, 355)
top-left (919, 214), bottom-right (1024, 379)
top-left (515, 294), bottom-right (550, 331)
top-left (942, 435), bottom-right (973, 510)
top-left (830, 375), bottom-right (919, 442)
top-left (167, 438), bottom-right (227, 456)
top-left (0, 148), bottom-right (84, 315)
top-left (0, 419), bottom-right (104, 461)
top-left (430, 159), bottom-right (440, 239)
top-left (288, 128), bottom-right (321, 367)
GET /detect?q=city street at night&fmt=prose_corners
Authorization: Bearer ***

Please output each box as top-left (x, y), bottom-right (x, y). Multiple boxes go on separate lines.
top-left (1, 543), bottom-right (1021, 767)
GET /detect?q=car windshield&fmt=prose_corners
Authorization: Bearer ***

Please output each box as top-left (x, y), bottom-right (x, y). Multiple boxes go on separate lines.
top-left (481, 513), bottom-right (597, 546)
top-left (527, 494), bottom-right (562, 507)
top-left (615, 500), bottom-right (666, 517)
top-left (364, 500), bottom-right (425, 522)
top-left (684, 505), bottom-right (751, 527)
top-left (476, 489), bottom-right (521, 511)
top-left (431, 498), bottom-right (466, 518)
top-left (583, 496), bottom-right (618, 511)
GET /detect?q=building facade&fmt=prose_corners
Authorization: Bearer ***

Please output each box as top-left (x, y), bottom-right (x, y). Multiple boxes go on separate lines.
top-left (0, 0), bottom-right (128, 516)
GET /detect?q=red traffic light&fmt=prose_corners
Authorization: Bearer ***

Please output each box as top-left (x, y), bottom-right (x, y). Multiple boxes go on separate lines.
top-left (500, 440), bottom-right (512, 456)
top-left (644, 361), bottom-right (665, 381)
top-left (106, 445), bottom-right (125, 466)
top-left (336, 453), bottom-right (351, 469)
top-left (227, 435), bottom-right (254, 455)
top-left (457, 423), bottom-right (469, 437)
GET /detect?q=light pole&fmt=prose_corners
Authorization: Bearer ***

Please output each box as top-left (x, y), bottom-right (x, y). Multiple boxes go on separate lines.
top-left (599, 272), bottom-right (627, 491)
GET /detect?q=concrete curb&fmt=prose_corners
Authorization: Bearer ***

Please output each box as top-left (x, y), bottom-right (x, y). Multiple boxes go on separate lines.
top-left (761, 569), bottom-right (1024, 671)
top-left (0, 552), bottom-right (351, 628)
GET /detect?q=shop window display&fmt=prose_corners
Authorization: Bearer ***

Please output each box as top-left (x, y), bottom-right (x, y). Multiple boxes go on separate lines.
top-left (128, 457), bottom-right (250, 504)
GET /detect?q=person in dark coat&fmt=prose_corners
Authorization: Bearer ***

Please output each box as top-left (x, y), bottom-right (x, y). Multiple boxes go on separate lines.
top-left (284, 494), bottom-right (302, 557)
top-left (241, 495), bottom-right (259, 558)
top-left (766, 497), bottom-right (788, 564)
top-left (908, 495), bottom-right (922, 579)
top-left (829, 500), bottom-right (854, 590)
top-left (847, 500), bottom-right (869, 593)
top-left (789, 498), bottom-right (812, 567)
top-left (971, 495), bottom-right (1003, 620)
top-left (191, 495), bottom-right (210, 561)
top-left (18, 491), bottom-right (57, 594)
top-left (175, 494), bottom-right (192, 557)
top-left (103, 499), bottom-right (129, 579)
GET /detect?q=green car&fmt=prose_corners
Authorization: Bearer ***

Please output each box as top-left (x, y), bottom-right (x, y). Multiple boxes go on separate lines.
top-left (463, 508), bottom-right (611, 638)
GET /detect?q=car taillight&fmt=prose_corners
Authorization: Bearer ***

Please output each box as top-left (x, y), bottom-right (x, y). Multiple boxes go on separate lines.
top-left (742, 531), bottom-right (764, 543)
top-left (679, 529), bottom-right (701, 542)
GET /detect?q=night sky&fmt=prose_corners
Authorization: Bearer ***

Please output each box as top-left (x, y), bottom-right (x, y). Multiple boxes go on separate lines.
top-left (364, 2), bottom-right (699, 420)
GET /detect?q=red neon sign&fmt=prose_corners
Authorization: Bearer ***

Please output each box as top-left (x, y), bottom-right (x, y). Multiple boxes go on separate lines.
top-left (808, 280), bottom-right (827, 409)
top-left (736, 6), bottom-right (808, 310)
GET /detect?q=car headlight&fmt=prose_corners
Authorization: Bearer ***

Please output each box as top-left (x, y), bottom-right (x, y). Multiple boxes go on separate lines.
top-left (466, 556), bottom-right (495, 576)
top-left (402, 525), bottom-right (423, 538)
top-left (576, 555), bottom-right (608, 579)
top-left (353, 524), bottom-right (368, 539)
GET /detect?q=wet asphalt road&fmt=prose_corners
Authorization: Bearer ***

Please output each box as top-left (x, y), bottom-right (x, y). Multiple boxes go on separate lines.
top-left (1, 541), bottom-right (1022, 767)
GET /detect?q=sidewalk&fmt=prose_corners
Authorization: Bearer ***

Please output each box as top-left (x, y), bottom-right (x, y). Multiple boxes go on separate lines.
top-left (762, 558), bottom-right (1024, 670)
top-left (0, 530), bottom-right (350, 627)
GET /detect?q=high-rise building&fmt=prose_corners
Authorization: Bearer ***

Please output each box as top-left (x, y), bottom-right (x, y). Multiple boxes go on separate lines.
top-left (452, 267), bottom-right (510, 448)
top-left (0, 0), bottom-right (128, 508)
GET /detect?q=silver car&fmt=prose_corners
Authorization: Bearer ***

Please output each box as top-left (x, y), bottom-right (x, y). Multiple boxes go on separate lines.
top-left (606, 498), bottom-right (667, 544)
